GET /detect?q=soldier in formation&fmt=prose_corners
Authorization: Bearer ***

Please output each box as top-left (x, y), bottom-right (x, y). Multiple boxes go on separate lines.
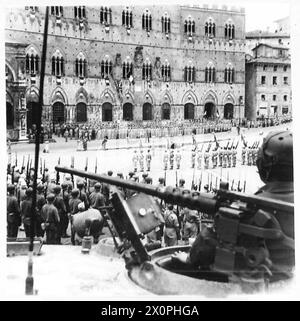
top-left (175, 149), bottom-right (182, 170)
top-left (146, 149), bottom-right (152, 172)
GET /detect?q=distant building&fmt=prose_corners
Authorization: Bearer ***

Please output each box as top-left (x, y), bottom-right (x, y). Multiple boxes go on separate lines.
top-left (245, 43), bottom-right (291, 120)
top-left (5, 5), bottom-right (246, 141)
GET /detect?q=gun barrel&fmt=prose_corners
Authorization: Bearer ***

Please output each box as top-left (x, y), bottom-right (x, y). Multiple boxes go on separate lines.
top-left (56, 166), bottom-right (294, 216)
top-left (56, 166), bottom-right (218, 215)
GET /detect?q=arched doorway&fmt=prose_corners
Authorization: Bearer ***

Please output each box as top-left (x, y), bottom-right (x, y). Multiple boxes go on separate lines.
top-left (204, 102), bottom-right (215, 119)
top-left (76, 102), bottom-right (87, 122)
top-left (123, 103), bottom-right (133, 121)
top-left (143, 103), bottom-right (153, 121)
top-left (52, 102), bottom-right (65, 125)
top-left (6, 102), bottom-right (14, 129)
top-left (27, 102), bottom-right (39, 130)
top-left (184, 103), bottom-right (195, 120)
top-left (161, 103), bottom-right (171, 120)
top-left (102, 102), bottom-right (113, 121)
top-left (224, 103), bottom-right (234, 119)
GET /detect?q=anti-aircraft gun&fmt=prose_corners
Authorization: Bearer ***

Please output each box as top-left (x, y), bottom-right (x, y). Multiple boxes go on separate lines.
top-left (56, 166), bottom-right (294, 295)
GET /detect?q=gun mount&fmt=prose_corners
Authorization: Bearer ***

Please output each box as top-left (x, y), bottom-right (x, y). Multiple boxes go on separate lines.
top-left (56, 166), bottom-right (294, 295)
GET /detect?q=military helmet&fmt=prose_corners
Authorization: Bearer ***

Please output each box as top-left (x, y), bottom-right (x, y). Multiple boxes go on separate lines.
top-left (61, 182), bottom-right (68, 189)
top-left (37, 184), bottom-right (44, 192)
top-left (71, 188), bottom-right (80, 197)
top-left (7, 184), bottom-right (15, 193)
top-left (256, 130), bottom-right (293, 183)
top-left (158, 177), bottom-right (165, 184)
top-left (46, 193), bottom-right (55, 202)
top-left (179, 178), bottom-right (185, 184)
top-left (117, 172), bottom-right (123, 178)
top-left (107, 170), bottom-right (113, 176)
top-left (53, 185), bottom-right (61, 194)
top-left (128, 171), bottom-right (134, 178)
top-left (94, 182), bottom-right (101, 190)
top-left (145, 177), bottom-right (152, 184)
top-left (26, 187), bottom-right (33, 196)
top-left (77, 180), bottom-right (84, 188)
top-left (142, 173), bottom-right (148, 178)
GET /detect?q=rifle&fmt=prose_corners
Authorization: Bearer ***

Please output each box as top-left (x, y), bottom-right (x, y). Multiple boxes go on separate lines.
top-left (164, 170), bottom-right (166, 187)
top-left (191, 167), bottom-right (195, 190)
top-left (85, 157), bottom-right (88, 172)
top-left (21, 155), bottom-right (25, 174)
top-left (26, 155), bottom-right (30, 185)
top-left (200, 143), bottom-right (204, 153)
top-left (56, 157), bottom-right (60, 184)
top-left (70, 156), bottom-right (75, 187)
top-left (175, 170), bottom-right (178, 188)
top-left (243, 180), bottom-right (246, 193)
top-left (209, 173), bottom-right (213, 192)
top-left (15, 153), bottom-right (18, 167)
top-left (231, 179), bottom-right (235, 191)
top-left (55, 165), bottom-right (294, 283)
top-left (198, 171), bottom-right (202, 192)
top-left (95, 158), bottom-right (98, 174)
top-left (39, 157), bottom-right (43, 175)
top-left (238, 180), bottom-right (241, 192)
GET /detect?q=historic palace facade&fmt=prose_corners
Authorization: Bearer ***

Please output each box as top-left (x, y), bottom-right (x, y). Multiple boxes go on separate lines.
top-left (6, 5), bottom-right (245, 140)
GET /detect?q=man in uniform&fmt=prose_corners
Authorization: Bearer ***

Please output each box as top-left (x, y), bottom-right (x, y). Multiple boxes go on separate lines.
top-left (222, 147), bottom-right (227, 168)
top-left (146, 149), bottom-right (152, 172)
top-left (132, 150), bottom-right (138, 173)
top-left (212, 148), bottom-right (218, 169)
top-left (139, 149), bottom-right (144, 172)
top-left (77, 180), bottom-right (89, 210)
top-left (169, 149), bottom-right (174, 170)
top-left (181, 208), bottom-right (200, 245)
top-left (179, 178), bottom-right (185, 189)
top-left (7, 184), bottom-right (21, 238)
top-left (53, 185), bottom-right (67, 243)
top-left (36, 184), bottom-right (46, 237)
top-left (89, 182), bottom-right (105, 212)
top-left (196, 149), bottom-right (202, 170)
top-left (218, 147), bottom-right (223, 167)
top-left (158, 177), bottom-right (165, 188)
top-left (175, 149), bottom-right (182, 170)
top-left (247, 146), bottom-right (252, 166)
top-left (204, 149), bottom-right (209, 170)
top-left (61, 182), bottom-right (71, 237)
top-left (163, 204), bottom-right (180, 247)
top-left (227, 147), bottom-right (232, 168)
top-left (141, 173), bottom-right (148, 184)
top-left (163, 150), bottom-right (169, 170)
top-left (232, 147), bottom-right (237, 167)
top-left (191, 149), bottom-right (196, 169)
top-left (41, 193), bottom-right (60, 244)
top-left (20, 187), bottom-right (33, 237)
top-left (241, 146), bottom-right (246, 165)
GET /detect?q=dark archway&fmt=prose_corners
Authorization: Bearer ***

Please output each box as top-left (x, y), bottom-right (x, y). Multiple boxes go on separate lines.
top-left (27, 102), bottom-right (39, 130)
top-left (204, 102), bottom-right (215, 119)
top-left (6, 102), bottom-right (14, 129)
top-left (102, 102), bottom-right (113, 121)
top-left (184, 103), bottom-right (195, 120)
top-left (143, 103), bottom-right (153, 121)
top-left (224, 103), bottom-right (234, 119)
top-left (76, 102), bottom-right (87, 122)
top-left (52, 102), bottom-right (65, 124)
top-left (161, 103), bottom-right (171, 120)
top-left (123, 103), bottom-right (133, 121)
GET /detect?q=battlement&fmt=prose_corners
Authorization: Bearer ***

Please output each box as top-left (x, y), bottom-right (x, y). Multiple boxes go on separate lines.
top-left (187, 3), bottom-right (245, 14)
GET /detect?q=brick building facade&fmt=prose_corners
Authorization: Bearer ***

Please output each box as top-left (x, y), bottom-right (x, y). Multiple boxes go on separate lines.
top-left (6, 5), bottom-right (246, 140)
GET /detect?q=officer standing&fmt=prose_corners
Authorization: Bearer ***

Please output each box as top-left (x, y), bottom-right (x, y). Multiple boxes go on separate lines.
top-left (53, 185), bottom-right (67, 243)
top-left (241, 146), bottom-right (246, 165)
top-left (7, 184), bottom-right (21, 238)
top-left (232, 148), bottom-right (237, 167)
top-left (181, 208), bottom-right (200, 245)
top-left (163, 204), bottom-right (180, 247)
top-left (139, 149), bottom-right (144, 172)
top-left (191, 149), bottom-right (196, 169)
top-left (20, 187), bottom-right (33, 237)
top-left (36, 184), bottom-right (46, 237)
top-left (196, 149), bottom-right (202, 170)
top-left (175, 149), bottom-right (182, 170)
top-left (219, 147), bottom-right (223, 167)
top-left (169, 149), bottom-right (174, 170)
top-left (163, 150), bottom-right (169, 170)
top-left (41, 193), bottom-right (60, 245)
top-left (146, 149), bottom-right (152, 172)
top-left (132, 150), bottom-right (138, 173)
top-left (204, 149), bottom-right (209, 170)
